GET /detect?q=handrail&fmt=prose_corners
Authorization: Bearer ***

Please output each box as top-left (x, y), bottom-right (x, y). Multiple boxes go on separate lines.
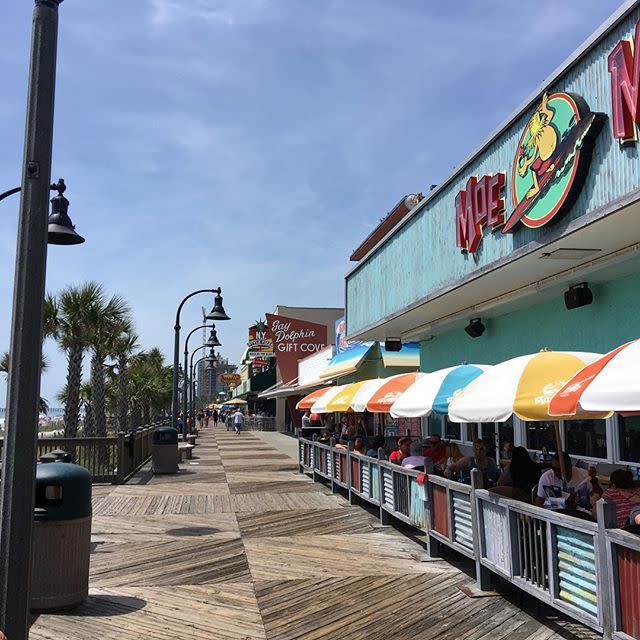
top-left (297, 433), bottom-right (640, 637)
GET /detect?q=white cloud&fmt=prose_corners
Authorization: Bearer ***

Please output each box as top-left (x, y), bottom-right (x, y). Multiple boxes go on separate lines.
top-left (148, 0), bottom-right (270, 29)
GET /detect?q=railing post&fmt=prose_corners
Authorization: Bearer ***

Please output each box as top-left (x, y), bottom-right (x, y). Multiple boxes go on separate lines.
top-left (311, 434), bottom-right (319, 483)
top-left (423, 477), bottom-right (440, 557)
top-left (347, 442), bottom-right (358, 505)
top-left (298, 438), bottom-right (304, 474)
top-left (597, 499), bottom-right (617, 640)
top-left (329, 439), bottom-right (337, 493)
top-left (470, 468), bottom-right (491, 591)
top-left (116, 432), bottom-right (126, 484)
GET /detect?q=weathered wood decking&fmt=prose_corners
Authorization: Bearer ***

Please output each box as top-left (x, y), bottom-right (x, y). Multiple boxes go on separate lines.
top-left (30, 429), bottom-right (601, 639)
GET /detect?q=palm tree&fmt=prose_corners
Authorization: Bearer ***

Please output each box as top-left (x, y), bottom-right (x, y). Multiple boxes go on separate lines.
top-left (48, 282), bottom-right (104, 437)
top-left (1, 351), bottom-right (49, 415)
top-left (112, 327), bottom-right (138, 432)
top-left (86, 294), bottom-right (131, 437)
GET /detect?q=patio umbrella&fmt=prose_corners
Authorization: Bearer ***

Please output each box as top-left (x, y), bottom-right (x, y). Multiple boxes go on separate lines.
top-left (225, 398), bottom-right (247, 406)
top-left (296, 387), bottom-right (335, 410)
top-left (549, 339), bottom-right (640, 415)
top-left (448, 351), bottom-right (609, 481)
top-left (365, 372), bottom-right (425, 413)
top-left (325, 380), bottom-right (373, 412)
top-left (390, 364), bottom-right (491, 418)
top-left (310, 385), bottom-right (349, 413)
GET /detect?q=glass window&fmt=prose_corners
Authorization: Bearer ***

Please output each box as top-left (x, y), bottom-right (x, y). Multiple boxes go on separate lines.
top-left (499, 418), bottom-right (514, 458)
top-left (565, 419), bottom-right (607, 459)
top-left (525, 421), bottom-right (557, 452)
top-left (426, 414), bottom-right (442, 437)
top-left (479, 422), bottom-right (496, 450)
top-left (445, 418), bottom-right (461, 441)
top-left (619, 414), bottom-right (640, 463)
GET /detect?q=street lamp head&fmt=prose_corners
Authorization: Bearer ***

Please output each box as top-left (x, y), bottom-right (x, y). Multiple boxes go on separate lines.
top-left (205, 290), bottom-right (230, 321)
top-left (47, 179), bottom-right (85, 245)
top-left (207, 348), bottom-right (217, 361)
top-left (205, 325), bottom-right (221, 347)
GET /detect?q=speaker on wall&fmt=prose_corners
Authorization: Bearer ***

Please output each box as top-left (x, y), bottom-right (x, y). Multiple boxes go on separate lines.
top-left (564, 283), bottom-right (593, 310)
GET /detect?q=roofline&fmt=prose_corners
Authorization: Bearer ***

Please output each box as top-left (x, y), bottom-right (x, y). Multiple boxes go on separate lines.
top-left (345, 0), bottom-right (640, 281)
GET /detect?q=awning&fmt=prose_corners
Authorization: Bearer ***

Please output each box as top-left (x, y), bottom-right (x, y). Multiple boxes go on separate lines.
top-left (258, 377), bottom-right (299, 399)
top-left (365, 372), bottom-right (425, 413)
top-left (297, 387), bottom-right (336, 410)
top-left (390, 364), bottom-right (490, 418)
top-left (319, 342), bottom-right (375, 380)
top-left (380, 341), bottom-right (420, 368)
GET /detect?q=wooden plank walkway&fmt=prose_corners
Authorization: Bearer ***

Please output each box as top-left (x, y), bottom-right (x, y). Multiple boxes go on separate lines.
top-left (30, 428), bottom-right (602, 639)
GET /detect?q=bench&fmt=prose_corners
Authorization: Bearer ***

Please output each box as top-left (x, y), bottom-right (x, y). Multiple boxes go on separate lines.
top-left (178, 442), bottom-right (195, 461)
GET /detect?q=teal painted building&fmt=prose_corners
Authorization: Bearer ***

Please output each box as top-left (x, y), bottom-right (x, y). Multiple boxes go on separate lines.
top-left (345, 2), bottom-right (640, 466)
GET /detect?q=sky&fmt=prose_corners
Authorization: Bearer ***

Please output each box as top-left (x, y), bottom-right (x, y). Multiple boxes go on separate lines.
top-left (0, 0), bottom-right (624, 406)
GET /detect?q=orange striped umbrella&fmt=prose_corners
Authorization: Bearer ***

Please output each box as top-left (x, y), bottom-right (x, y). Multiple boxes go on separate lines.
top-left (296, 387), bottom-right (333, 410)
top-left (365, 372), bottom-right (425, 413)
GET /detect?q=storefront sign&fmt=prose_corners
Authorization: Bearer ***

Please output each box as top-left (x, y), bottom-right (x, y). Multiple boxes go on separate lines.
top-left (503, 92), bottom-right (605, 232)
top-left (608, 18), bottom-right (640, 143)
top-left (266, 313), bottom-right (328, 383)
top-left (246, 320), bottom-right (274, 362)
top-left (455, 173), bottom-right (506, 253)
top-left (218, 373), bottom-right (241, 384)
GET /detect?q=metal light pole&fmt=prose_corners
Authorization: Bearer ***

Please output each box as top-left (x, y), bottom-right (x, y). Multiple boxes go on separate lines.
top-left (190, 346), bottom-right (217, 426)
top-left (182, 325), bottom-right (220, 435)
top-left (172, 288), bottom-right (229, 434)
top-left (0, 1), bottom-right (65, 637)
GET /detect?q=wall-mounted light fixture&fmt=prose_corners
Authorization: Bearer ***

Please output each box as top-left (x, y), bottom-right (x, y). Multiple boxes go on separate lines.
top-left (464, 318), bottom-right (485, 338)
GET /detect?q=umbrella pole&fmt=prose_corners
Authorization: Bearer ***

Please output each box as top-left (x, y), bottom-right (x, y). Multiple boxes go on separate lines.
top-left (469, 423), bottom-right (477, 442)
top-left (553, 421), bottom-right (568, 483)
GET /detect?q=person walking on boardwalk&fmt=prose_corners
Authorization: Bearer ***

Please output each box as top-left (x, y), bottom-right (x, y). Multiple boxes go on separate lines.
top-left (233, 408), bottom-right (244, 435)
top-left (212, 408), bottom-right (219, 428)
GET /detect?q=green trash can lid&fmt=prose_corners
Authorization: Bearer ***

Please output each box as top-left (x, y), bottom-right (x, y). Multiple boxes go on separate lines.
top-left (34, 462), bottom-right (92, 521)
top-left (153, 426), bottom-right (178, 444)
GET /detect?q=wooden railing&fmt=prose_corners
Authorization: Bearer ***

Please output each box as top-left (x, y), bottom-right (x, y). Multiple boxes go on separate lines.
top-left (298, 435), bottom-right (640, 639)
top-left (0, 422), bottom-right (163, 484)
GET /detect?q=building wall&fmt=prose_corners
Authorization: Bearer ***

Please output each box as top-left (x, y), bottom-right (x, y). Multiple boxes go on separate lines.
top-left (347, 6), bottom-right (640, 336)
top-left (420, 271), bottom-right (640, 370)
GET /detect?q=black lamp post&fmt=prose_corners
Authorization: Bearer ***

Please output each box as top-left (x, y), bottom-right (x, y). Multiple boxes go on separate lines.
top-left (0, 2), bottom-right (82, 638)
top-left (190, 347), bottom-right (217, 426)
top-left (0, 178), bottom-right (84, 245)
top-left (172, 288), bottom-right (229, 433)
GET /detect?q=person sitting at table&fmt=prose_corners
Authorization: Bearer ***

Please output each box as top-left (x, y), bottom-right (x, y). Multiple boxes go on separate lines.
top-left (534, 452), bottom-right (590, 508)
top-left (402, 441), bottom-right (428, 470)
top-left (489, 446), bottom-right (540, 503)
top-left (318, 428), bottom-right (333, 444)
top-left (590, 469), bottom-right (640, 527)
top-left (389, 437), bottom-right (412, 464)
top-left (334, 437), bottom-right (349, 450)
top-left (631, 505), bottom-right (640, 527)
top-left (352, 435), bottom-right (367, 455)
top-left (444, 440), bottom-right (500, 486)
top-left (423, 434), bottom-right (446, 465)
top-left (366, 435), bottom-right (386, 459)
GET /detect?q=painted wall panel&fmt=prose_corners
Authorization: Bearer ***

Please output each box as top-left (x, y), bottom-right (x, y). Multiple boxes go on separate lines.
top-left (347, 8), bottom-right (640, 335)
top-left (420, 272), bottom-right (640, 371)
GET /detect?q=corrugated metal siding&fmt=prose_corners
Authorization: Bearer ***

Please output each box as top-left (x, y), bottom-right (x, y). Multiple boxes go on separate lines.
top-left (556, 526), bottom-right (598, 618)
top-left (361, 463), bottom-right (370, 497)
top-left (339, 452), bottom-right (347, 484)
top-left (327, 451), bottom-right (333, 477)
top-left (347, 7), bottom-right (640, 335)
top-left (617, 544), bottom-right (640, 639)
top-left (432, 484), bottom-right (449, 538)
top-left (517, 513), bottom-right (549, 592)
top-left (452, 491), bottom-right (474, 553)
top-left (393, 472), bottom-right (410, 517)
top-left (481, 501), bottom-right (510, 572)
top-left (382, 468), bottom-right (394, 509)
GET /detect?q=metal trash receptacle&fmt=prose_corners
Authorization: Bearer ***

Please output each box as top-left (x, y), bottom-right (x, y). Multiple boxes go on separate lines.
top-left (30, 458), bottom-right (92, 611)
top-left (152, 426), bottom-right (179, 473)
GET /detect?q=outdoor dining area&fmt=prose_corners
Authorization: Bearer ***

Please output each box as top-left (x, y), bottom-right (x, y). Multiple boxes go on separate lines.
top-left (297, 340), bottom-right (640, 640)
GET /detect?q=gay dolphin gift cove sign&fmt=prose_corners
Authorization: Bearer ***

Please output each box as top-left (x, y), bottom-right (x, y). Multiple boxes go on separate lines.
top-left (266, 313), bottom-right (328, 383)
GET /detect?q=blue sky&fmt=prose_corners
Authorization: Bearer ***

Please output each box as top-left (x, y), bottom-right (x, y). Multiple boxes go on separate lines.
top-left (0, 0), bottom-right (623, 405)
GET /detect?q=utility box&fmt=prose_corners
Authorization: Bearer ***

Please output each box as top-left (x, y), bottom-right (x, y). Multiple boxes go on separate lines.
top-left (30, 459), bottom-right (92, 611)
top-left (152, 426), bottom-right (179, 473)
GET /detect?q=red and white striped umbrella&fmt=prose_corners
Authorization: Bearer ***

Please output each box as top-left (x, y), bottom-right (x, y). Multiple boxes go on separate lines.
top-left (549, 339), bottom-right (640, 415)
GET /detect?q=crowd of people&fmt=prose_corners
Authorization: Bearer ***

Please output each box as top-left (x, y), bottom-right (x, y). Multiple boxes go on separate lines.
top-left (312, 424), bottom-right (640, 531)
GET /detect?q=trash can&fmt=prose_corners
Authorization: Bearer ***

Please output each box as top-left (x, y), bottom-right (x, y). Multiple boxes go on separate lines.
top-left (152, 426), bottom-right (179, 473)
top-left (30, 459), bottom-right (92, 611)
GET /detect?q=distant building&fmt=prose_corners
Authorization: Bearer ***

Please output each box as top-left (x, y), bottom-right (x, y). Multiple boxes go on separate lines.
top-left (197, 355), bottom-right (236, 405)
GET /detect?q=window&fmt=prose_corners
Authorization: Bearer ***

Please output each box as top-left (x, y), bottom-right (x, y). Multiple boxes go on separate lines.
top-left (618, 414), bottom-right (640, 463)
top-left (478, 422), bottom-right (496, 451)
top-left (565, 419), bottom-right (608, 459)
top-left (525, 421), bottom-right (557, 452)
top-left (426, 414), bottom-right (442, 437)
top-left (499, 418), bottom-right (514, 452)
top-left (445, 418), bottom-right (461, 441)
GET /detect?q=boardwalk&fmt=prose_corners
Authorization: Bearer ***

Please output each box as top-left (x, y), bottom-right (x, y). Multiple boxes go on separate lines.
top-left (30, 428), bottom-right (600, 639)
